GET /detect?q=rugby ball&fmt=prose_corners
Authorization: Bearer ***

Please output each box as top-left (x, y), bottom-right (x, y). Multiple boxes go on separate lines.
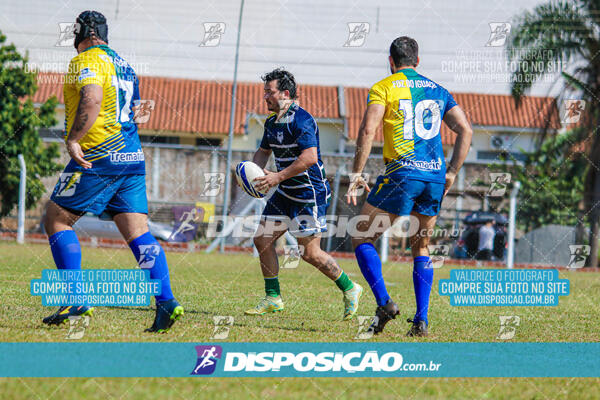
top-left (235, 161), bottom-right (267, 198)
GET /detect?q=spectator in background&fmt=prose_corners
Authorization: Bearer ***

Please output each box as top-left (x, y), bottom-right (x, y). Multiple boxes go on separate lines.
top-left (477, 220), bottom-right (495, 260)
top-left (493, 224), bottom-right (507, 260)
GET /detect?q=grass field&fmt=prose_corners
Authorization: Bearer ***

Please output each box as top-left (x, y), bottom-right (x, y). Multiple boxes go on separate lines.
top-left (1, 377), bottom-right (599, 400)
top-left (1, 241), bottom-right (598, 343)
top-left (1, 241), bottom-right (599, 398)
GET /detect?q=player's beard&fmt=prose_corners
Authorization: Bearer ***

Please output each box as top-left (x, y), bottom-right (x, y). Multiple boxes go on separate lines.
top-left (266, 100), bottom-right (277, 112)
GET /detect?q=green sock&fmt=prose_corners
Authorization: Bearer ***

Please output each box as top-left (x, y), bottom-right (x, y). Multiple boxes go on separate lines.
top-left (264, 277), bottom-right (280, 298)
top-left (335, 271), bottom-right (354, 292)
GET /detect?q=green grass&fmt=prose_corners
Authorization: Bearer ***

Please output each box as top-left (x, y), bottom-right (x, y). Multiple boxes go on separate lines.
top-left (1, 241), bottom-right (597, 343)
top-left (1, 377), bottom-right (599, 400)
top-left (1, 241), bottom-right (599, 398)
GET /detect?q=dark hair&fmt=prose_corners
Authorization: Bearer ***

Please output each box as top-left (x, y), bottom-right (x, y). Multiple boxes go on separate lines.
top-left (389, 36), bottom-right (418, 67)
top-left (261, 68), bottom-right (297, 99)
top-left (75, 10), bottom-right (108, 48)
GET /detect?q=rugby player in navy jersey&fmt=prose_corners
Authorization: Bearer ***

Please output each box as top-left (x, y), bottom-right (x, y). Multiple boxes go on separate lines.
top-left (244, 68), bottom-right (363, 320)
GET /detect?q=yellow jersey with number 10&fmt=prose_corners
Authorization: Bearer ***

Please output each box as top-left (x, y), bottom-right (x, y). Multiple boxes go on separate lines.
top-left (367, 68), bottom-right (457, 183)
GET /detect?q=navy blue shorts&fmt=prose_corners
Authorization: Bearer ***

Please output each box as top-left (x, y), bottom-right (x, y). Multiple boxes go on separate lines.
top-left (50, 172), bottom-right (148, 216)
top-left (262, 191), bottom-right (328, 237)
top-left (366, 175), bottom-right (444, 217)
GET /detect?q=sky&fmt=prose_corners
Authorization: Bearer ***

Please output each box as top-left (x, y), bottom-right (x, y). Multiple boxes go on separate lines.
top-left (1, 0), bottom-right (562, 96)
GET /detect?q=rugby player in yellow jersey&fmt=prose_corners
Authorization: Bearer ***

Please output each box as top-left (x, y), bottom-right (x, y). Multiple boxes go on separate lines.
top-left (43, 11), bottom-right (183, 333)
top-left (347, 37), bottom-right (472, 336)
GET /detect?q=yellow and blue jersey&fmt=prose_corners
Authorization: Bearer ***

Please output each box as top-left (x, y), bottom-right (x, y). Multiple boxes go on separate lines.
top-left (63, 45), bottom-right (144, 175)
top-left (367, 68), bottom-right (457, 184)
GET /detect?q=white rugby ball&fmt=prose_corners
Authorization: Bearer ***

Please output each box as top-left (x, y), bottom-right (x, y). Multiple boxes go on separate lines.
top-left (235, 161), bottom-right (268, 198)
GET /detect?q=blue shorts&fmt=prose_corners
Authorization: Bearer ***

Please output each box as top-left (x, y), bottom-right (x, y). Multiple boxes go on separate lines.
top-left (262, 191), bottom-right (328, 237)
top-left (367, 175), bottom-right (445, 217)
top-left (50, 172), bottom-right (148, 216)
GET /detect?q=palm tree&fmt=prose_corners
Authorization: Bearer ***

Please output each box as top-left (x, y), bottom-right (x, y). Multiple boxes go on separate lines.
top-left (508, 0), bottom-right (600, 267)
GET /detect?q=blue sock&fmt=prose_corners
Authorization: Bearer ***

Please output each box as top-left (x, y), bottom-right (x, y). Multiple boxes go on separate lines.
top-left (355, 242), bottom-right (390, 306)
top-left (129, 232), bottom-right (174, 303)
top-left (413, 256), bottom-right (434, 325)
top-left (49, 230), bottom-right (81, 270)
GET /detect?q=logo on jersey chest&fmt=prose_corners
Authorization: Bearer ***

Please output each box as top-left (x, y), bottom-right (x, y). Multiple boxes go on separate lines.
top-left (78, 68), bottom-right (96, 82)
top-left (276, 131), bottom-right (284, 143)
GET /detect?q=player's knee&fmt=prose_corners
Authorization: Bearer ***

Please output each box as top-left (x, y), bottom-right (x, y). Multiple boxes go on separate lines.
top-left (253, 235), bottom-right (269, 251)
top-left (352, 236), bottom-right (369, 250)
top-left (44, 202), bottom-right (72, 235)
top-left (411, 240), bottom-right (429, 257)
top-left (301, 252), bottom-right (315, 265)
top-left (121, 227), bottom-right (149, 243)
top-left (43, 210), bottom-right (54, 235)
top-left (301, 247), bottom-right (321, 265)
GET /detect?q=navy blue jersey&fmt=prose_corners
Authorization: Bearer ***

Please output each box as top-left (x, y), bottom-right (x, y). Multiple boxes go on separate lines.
top-left (260, 103), bottom-right (331, 206)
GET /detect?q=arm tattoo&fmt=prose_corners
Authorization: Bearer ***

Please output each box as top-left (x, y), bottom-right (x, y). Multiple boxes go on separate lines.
top-left (70, 86), bottom-right (96, 138)
top-left (73, 113), bottom-right (88, 132)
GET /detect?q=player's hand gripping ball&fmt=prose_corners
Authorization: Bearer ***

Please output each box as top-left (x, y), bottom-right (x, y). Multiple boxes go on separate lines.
top-left (235, 161), bottom-right (268, 198)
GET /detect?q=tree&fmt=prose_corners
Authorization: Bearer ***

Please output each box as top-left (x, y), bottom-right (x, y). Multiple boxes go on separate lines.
top-left (0, 31), bottom-right (62, 219)
top-left (495, 130), bottom-right (586, 234)
top-left (508, 0), bottom-right (600, 267)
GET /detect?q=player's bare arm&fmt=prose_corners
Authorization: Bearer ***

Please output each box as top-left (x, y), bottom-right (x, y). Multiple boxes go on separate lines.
top-left (441, 105), bottom-right (472, 196)
top-left (66, 84), bottom-right (103, 169)
top-left (347, 103), bottom-right (385, 205)
top-left (254, 146), bottom-right (318, 192)
top-left (252, 146), bottom-right (272, 169)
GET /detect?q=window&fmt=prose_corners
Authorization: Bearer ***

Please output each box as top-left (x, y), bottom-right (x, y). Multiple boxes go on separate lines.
top-left (196, 138), bottom-right (222, 147)
top-left (477, 150), bottom-right (527, 162)
top-left (38, 128), bottom-right (64, 139)
top-left (139, 135), bottom-right (180, 144)
top-left (370, 145), bottom-right (384, 155)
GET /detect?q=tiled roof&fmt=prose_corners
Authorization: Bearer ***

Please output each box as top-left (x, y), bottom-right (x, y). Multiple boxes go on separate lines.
top-left (34, 72), bottom-right (560, 145)
top-left (34, 72), bottom-right (340, 135)
top-left (453, 92), bottom-right (561, 130)
top-left (34, 73), bottom-right (64, 103)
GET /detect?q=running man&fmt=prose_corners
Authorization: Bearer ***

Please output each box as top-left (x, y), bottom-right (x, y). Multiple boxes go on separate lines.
top-left (43, 11), bottom-right (183, 332)
top-left (245, 68), bottom-right (363, 320)
top-left (347, 37), bottom-right (472, 336)
top-left (193, 347), bottom-right (218, 373)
